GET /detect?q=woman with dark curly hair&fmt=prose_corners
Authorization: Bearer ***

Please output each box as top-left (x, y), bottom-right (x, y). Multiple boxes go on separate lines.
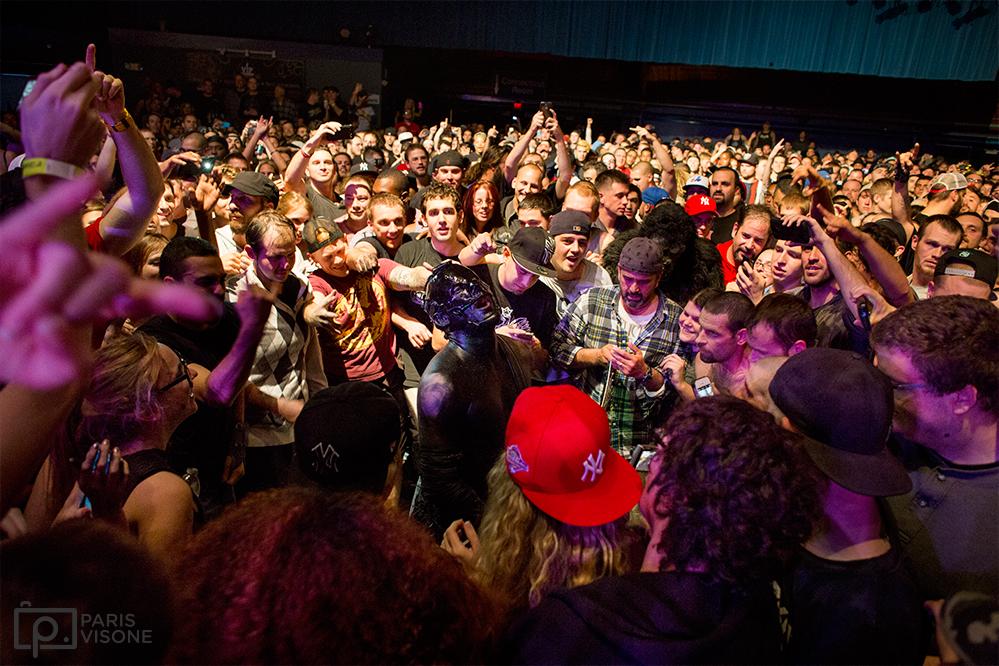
top-left (506, 396), bottom-right (820, 664)
top-left (170, 487), bottom-right (495, 664)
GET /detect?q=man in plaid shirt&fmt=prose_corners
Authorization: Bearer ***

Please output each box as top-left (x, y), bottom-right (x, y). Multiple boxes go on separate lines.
top-left (550, 238), bottom-right (683, 453)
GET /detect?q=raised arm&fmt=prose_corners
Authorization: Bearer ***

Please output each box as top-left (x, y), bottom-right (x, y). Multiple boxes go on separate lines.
top-left (283, 121), bottom-right (342, 194)
top-left (87, 45), bottom-right (165, 256)
top-left (820, 204), bottom-right (914, 308)
top-left (549, 112), bottom-right (572, 200)
top-left (633, 126), bottom-right (677, 199)
top-left (503, 111), bottom-right (544, 183)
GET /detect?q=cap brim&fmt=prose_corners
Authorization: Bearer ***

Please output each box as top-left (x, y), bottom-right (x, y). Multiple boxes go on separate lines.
top-left (521, 450), bottom-right (642, 527)
top-left (799, 435), bottom-right (911, 497)
top-left (512, 254), bottom-right (555, 278)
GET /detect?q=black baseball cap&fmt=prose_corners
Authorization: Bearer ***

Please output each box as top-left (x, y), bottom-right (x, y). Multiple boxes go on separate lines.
top-left (293, 382), bottom-right (401, 494)
top-left (302, 217), bottom-right (344, 254)
top-left (933, 248), bottom-right (998, 289)
top-left (769, 349), bottom-right (911, 497)
top-left (432, 150), bottom-right (466, 171)
top-left (548, 210), bottom-right (592, 238)
top-left (223, 171), bottom-right (279, 205)
top-left (508, 226), bottom-right (555, 278)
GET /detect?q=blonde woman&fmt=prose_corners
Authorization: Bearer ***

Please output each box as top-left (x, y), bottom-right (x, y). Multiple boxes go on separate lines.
top-left (26, 332), bottom-right (200, 565)
top-left (442, 385), bottom-right (642, 613)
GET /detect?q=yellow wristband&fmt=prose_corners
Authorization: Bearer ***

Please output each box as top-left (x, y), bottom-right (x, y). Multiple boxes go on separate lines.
top-left (21, 157), bottom-right (85, 180)
top-left (105, 109), bottom-right (133, 133)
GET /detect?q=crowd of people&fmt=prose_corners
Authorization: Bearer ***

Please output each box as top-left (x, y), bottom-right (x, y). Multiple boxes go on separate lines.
top-left (1, 45), bottom-right (997, 664)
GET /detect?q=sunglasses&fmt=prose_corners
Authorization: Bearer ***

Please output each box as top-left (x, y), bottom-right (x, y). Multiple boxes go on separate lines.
top-left (158, 355), bottom-right (192, 395)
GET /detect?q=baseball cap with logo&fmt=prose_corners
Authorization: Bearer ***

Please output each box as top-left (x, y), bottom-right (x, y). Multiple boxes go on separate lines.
top-left (739, 153), bottom-right (760, 166)
top-left (933, 248), bottom-right (998, 288)
top-left (685, 193), bottom-right (718, 217)
top-left (928, 172), bottom-right (969, 195)
top-left (504, 385), bottom-right (642, 527)
top-left (293, 382), bottom-right (401, 493)
top-left (507, 226), bottom-right (555, 278)
top-left (302, 216), bottom-right (344, 253)
top-left (548, 210), bottom-right (592, 238)
top-left (684, 175), bottom-right (710, 192)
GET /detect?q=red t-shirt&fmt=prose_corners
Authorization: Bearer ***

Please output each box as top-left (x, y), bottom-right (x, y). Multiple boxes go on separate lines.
top-left (307, 269), bottom-right (397, 383)
top-left (717, 240), bottom-right (737, 285)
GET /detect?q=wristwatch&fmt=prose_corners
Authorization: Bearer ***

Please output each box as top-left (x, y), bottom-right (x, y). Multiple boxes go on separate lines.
top-left (105, 109), bottom-right (134, 133)
top-left (641, 366), bottom-right (657, 388)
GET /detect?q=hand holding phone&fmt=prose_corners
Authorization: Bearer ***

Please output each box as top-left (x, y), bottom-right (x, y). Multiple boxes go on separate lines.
top-left (539, 101), bottom-right (552, 120)
top-left (694, 377), bottom-right (715, 398)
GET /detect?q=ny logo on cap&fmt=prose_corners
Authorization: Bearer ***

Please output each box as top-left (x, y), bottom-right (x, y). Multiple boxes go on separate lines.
top-left (507, 445), bottom-right (530, 474)
top-left (581, 450), bottom-right (605, 483)
top-left (311, 441), bottom-right (340, 472)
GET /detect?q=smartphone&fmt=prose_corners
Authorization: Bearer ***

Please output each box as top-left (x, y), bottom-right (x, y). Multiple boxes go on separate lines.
top-left (539, 101), bottom-right (552, 120)
top-left (18, 79), bottom-right (36, 108)
top-left (772, 218), bottom-right (813, 244)
top-left (810, 186), bottom-right (834, 226)
top-left (857, 298), bottom-right (872, 332)
top-left (326, 124), bottom-right (354, 141)
top-left (694, 377), bottom-right (715, 398)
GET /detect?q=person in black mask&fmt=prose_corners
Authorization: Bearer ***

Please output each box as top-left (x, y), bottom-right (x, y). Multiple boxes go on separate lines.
top-left (412, 262), bottom-right (533, 537)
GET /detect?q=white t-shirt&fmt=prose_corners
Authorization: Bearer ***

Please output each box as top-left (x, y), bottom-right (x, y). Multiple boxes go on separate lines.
top-left (542, 259), bottom-right (612, 318)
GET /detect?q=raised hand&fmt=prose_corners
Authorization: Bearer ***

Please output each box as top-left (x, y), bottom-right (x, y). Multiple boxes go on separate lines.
top-left (194, 173), bottom-right (221, 212)
top-left (0, 176), bottom-right (221, 390)
top-left (20, 62), bottom-right (104, 168)
top-left (85, 44), bottom-right (126, 123)
top-left (78, 439), bottom-right (130, 522)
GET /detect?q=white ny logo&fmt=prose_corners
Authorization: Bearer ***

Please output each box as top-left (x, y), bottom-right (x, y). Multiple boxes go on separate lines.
top-left (581, 450), bottom-right (605, 482)
top-left (311, 441), bottom-right (341, 472)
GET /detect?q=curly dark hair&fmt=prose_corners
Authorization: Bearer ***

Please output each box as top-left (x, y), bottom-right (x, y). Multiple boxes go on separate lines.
top-left (871, 295), bottom-right (999, 415)
top-left (648, 397), bottom-right (819, 586)
top-left (170, 487), bottom-right (495, 664)
top-left (602, 202), bottom-right (723, 304)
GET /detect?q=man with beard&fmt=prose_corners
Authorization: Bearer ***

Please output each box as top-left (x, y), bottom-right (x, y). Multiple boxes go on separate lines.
top-left (550, 238), bottom-right (683, 454)
top-left (687, 292), bottom-right (754, 398)
top-left (414, 262), bottom-right (533, 535)
top-left (141, 237), bottom-right (276, 515)
top-left (405, 143), bottom-right (431, 189)
top-left (218, 171), bottom-right (279, 280)
top-left (716, 204), bottom-right (771, 285)
top-left (709, 166), bottom-right (742, 240)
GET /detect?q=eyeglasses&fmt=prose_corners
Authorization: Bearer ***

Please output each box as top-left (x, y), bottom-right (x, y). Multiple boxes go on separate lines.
top-left (158, 356), bottom-right (192, 394)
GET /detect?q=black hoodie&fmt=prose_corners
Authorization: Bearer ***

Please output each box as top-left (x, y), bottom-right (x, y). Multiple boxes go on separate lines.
top-left (503, 571), bottom-right (782, 665)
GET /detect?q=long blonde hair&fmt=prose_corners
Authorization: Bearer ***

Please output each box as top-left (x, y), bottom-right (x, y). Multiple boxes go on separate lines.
top-left (474, 455), bottom-right (631, 611)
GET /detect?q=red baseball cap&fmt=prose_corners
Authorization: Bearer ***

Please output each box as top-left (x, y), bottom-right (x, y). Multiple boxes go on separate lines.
top-left (504, 385), bottom-right (642, 527)
top-left (684, 194), bottom-right (718, 217)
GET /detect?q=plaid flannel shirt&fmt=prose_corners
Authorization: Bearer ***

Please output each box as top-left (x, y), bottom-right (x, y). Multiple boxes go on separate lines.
top-left (549, 286), bottom-right (683, 452)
